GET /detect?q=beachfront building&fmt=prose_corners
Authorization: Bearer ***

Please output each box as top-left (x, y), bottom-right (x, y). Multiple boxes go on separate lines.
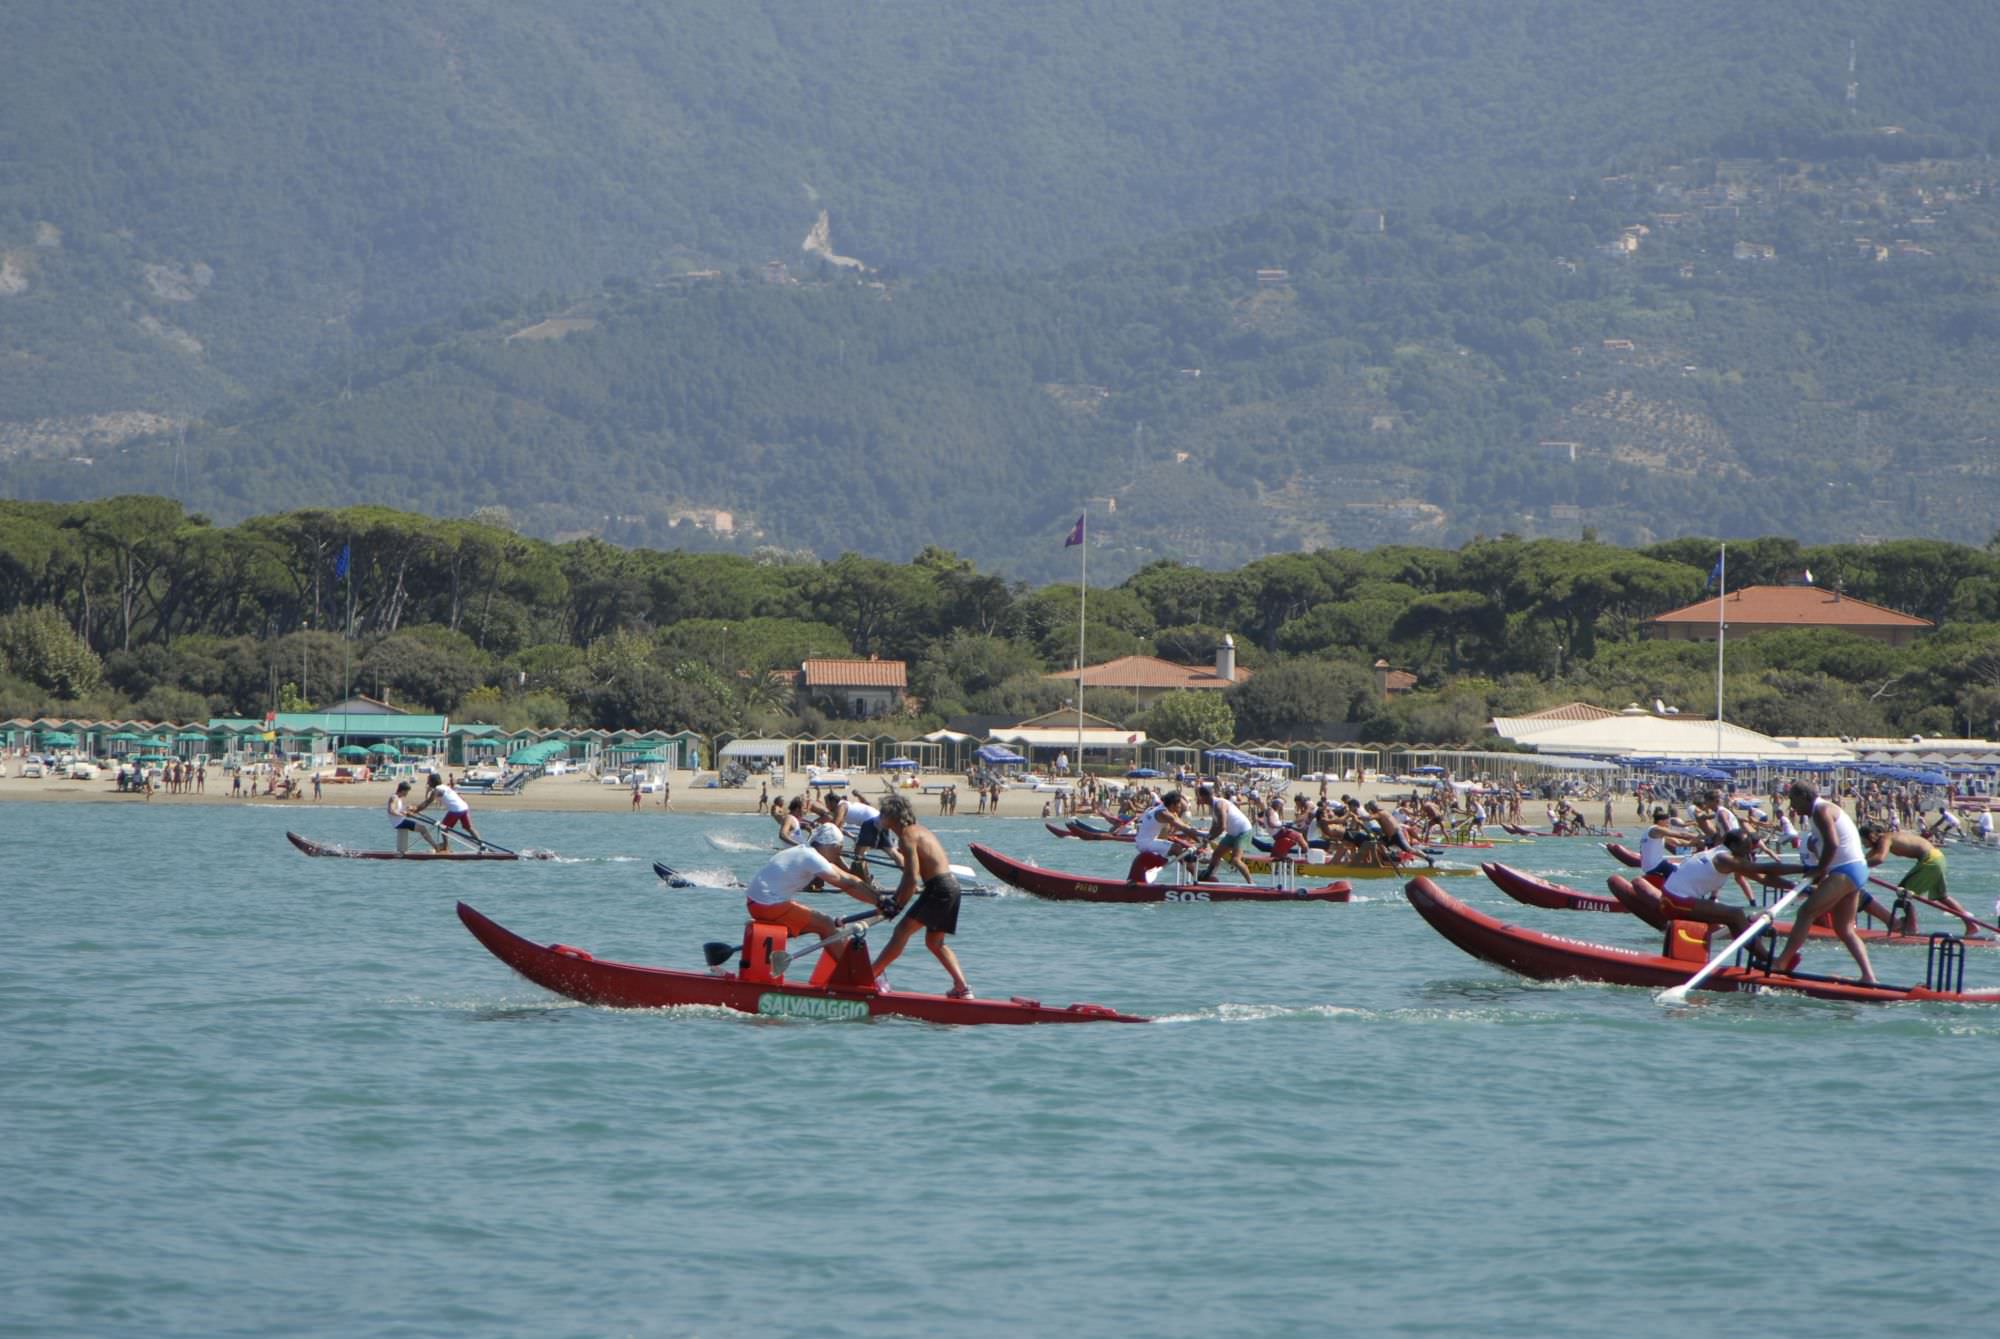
top-left (801, 657), bottom-right (908, 719)
top-left (987, 708), bottom-right (1146, 771)
top-left (1646, 585), bottom-right (1933, 648)
top-left (1048, 636), bottom-right (1251, 710)
top-left (1490, 702), bottom-right (1850, 763)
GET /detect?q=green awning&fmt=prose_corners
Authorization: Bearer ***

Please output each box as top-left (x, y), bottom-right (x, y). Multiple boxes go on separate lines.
top-left (619, 752), bottom-right (669, 764)
top-left (39, 731), bottom-right (75, 745)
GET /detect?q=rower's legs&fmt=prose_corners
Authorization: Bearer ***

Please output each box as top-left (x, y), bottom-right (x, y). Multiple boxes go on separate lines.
top-left (871, 915), bottom-right (921, 977)
top-left (926, 929), bottom-right (972, 998)
top-left (395, 827), bottom-right (411, 855)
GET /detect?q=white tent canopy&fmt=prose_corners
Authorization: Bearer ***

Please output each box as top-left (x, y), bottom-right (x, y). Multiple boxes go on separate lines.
top-left (720, 738), bottom-right (790, 759)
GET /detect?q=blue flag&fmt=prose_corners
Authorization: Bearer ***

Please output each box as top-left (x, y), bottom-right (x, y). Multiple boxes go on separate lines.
top-left (334, 542), bottom-right (350, 580)
top-left (1706, 553), bottom-right (1722, 590)
top-left (1064, 514), bottom-right (1085, 547)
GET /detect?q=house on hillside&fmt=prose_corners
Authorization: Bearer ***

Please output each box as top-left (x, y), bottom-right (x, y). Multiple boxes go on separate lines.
top-left (1047, 637), bottom-right (1251, 709)
top-left (802, 656), bottom-right (907, 719)
top-left (1646, 585), bottom-right (1932, 649)
top-left (1372, 660), bottom-right (1416, 698)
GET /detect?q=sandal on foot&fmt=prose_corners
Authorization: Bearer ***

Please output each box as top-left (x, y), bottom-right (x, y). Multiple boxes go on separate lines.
top-left (946, 986), bottom-right (975, 1000)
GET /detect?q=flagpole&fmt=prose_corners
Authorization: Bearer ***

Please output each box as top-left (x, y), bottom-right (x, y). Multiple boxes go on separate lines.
top-left (1077, 508), bottom-right (1086, 776)
top-left (1715, 543), bottom-right (1726, 758)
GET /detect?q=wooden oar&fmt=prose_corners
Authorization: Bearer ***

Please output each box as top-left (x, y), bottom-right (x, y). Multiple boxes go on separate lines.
top-left (1869, 875), bottom-right (2000, 935)
top-left (1657, 885), bottom-right (1807, 1005)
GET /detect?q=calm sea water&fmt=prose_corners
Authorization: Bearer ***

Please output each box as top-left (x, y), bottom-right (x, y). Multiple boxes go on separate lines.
top-left (5, 799), bottom-right (1998, 1338)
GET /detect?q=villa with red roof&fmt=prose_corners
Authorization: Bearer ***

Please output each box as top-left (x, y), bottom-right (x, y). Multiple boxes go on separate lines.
top-left (1048, 636), bottom-right (1252, 709)
top-left (1646, 585), bottom-right (1932, 648)
top-left (801, 656), bottom-right (907, 719)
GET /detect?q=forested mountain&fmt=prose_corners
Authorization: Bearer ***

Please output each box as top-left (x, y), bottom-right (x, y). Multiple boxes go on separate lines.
top-left (6, 2), bottom-right (1999, 426)
top-left (9, 148), bottom-right (2000, 581)
top-left (5, 4), bottom-right (2000, 576)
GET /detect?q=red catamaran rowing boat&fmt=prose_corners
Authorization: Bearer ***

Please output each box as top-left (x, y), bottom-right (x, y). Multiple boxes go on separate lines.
top-left (1405, 876), bottom-right (2000, 1004)
top-left (1604, 874), bottom-right (2000, 949)
top-left (456, 902), bottom-right (1146, 1024)
top-left (970, 844), bottom-right (1352, 903)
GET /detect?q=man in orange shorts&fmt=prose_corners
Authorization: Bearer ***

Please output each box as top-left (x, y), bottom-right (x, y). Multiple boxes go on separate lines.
top-left (742, 823), bottom-right (885, 958)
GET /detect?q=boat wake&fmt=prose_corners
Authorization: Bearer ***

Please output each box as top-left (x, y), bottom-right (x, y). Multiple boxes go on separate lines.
top-left (704, 832), bottom-right (771, 854)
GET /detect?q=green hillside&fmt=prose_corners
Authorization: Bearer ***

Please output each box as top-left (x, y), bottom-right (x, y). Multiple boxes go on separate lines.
top-left (9, 143), bottom-right (2000, 582)
top-left (5, 1), bottom-right (1999, 434)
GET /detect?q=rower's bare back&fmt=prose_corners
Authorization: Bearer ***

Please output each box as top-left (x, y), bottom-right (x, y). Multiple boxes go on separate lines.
top-left (906, 824), bottom-right (952, 880)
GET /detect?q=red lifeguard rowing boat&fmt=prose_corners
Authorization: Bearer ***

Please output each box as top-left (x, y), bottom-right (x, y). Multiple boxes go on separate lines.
top-left (456, 902), bottom-right (1147, 1024)
top-left (1405, 877), bottom-right (2000, 1004)
top-left (970, 844), bottom-right (1351, 903)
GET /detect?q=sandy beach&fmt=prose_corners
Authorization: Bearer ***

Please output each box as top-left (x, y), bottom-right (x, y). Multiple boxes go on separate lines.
top-left (0, 764), bottom-right (1415, 819)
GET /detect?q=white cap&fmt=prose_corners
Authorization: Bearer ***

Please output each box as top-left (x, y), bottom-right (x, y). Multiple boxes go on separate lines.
top-left (809, 823), bottom-right (845, 848)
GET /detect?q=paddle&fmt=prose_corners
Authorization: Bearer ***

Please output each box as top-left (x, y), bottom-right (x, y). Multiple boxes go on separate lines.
top-left (413, 812), bottom-right (521, 857)
top-left (1657, 885), bottom-right (1806, 1005)
top-left (853, 847), bottom-right (979, 883)
top-left (769, 909), bottom-right (886, 977)
top-left (1868, 875), bottom-right (2000, 935)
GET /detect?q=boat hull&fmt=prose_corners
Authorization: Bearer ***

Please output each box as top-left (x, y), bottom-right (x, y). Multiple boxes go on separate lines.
top-left (970, 843), bottom-right (1350, 903)
top-left (288, 832), bottom-right (518, 861)
top-left (456, 903), bottom-right (1145, 1024)
top-left (1244, 854), bottom-right (1473, 880)
top-left (1404, 878), bottom-right (2000, 1004)
top-left (1065, 819), bottom-right (1134, 842)
top-left (1481, 861), bottom-right (1626, 913)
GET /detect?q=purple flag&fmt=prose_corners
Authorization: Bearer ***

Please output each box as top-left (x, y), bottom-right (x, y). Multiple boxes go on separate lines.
top-left (1064, 514), bottom-right (1085, 547)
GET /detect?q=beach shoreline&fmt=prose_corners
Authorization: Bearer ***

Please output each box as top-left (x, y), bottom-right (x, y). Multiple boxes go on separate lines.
top-left (0, 766), bottom-right (1420, 819)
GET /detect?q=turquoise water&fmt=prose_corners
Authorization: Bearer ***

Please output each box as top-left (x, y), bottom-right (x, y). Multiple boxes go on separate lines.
top-left (5, 800), bottom-right (1998, 1338)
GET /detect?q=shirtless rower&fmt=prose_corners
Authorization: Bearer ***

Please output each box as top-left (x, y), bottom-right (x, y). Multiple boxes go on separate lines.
top-left (1768, 782), bottom-right (1878, 983)
top-left (871, 796), bottom-right (973, 998)
top-left (1860, 822), bottom-right (1983, 937)
top-left (1365, 800), bottom-right (1425, 866)
top-left (1195, 784), bottom-right (1257, 884)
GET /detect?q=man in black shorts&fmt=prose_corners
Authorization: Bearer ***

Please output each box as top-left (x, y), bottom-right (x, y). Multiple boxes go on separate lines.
top-left (870, 795), bottom-right (973, 998)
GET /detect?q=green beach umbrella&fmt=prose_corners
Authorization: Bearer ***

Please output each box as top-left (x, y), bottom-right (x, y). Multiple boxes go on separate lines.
top-left (337, 745), bottom-right (370, 759)
top-left (106, 731), bottom-right (140, 742)
top-left (367, 742), bottom-right (400, 756)
top-left (40, 731), bottom-right (75, 745)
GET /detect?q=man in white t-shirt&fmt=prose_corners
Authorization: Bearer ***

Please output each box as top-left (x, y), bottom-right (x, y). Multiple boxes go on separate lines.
top-left (1124, 791), bottom-right (1200, 883)
top-left (743, 825), bottom-right (885, 955)
top-left (411, 772), bottom-right (483, 845)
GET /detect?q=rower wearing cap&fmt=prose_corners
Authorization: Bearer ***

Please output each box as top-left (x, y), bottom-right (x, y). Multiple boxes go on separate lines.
top-left (742, 824), bottom-right (884, 958)
top-left (833, 791), bottom-right (894, 881)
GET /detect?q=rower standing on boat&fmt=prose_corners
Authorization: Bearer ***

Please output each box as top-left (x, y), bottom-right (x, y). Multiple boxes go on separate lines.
top-left (388, 781), bottom-right (446, 855)
top-left (871, 796), bottom-right (973, 998)
top-left (1860, 822), bottom-right (1983, 937)
top-left (743, 824), bottom-right (882, 961)
top-left (410, 772), bottom-right (484, 846)
top-left (1365, 801), bottom-right (1423, 865)
top-left (1194, 784), bottom-right (1257, 884)
top-left (1768, 782), bottom-right (1879, 984)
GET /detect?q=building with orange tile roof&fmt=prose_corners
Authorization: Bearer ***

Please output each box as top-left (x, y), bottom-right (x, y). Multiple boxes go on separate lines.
top-left (1046, 637), bottom-right (1251, 709)
top-left (801, 656), bottom-right (907, 719)
top-left (1646, 585), bottom-right (1932, 648)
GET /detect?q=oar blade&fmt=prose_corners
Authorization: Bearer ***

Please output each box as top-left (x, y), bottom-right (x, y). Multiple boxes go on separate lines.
top-left (702, 941), bottom-right (740, 967)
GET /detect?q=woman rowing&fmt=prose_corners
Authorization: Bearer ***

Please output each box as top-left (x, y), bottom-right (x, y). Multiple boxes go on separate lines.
top-left (1767, 782), bottom-right (1878, 983)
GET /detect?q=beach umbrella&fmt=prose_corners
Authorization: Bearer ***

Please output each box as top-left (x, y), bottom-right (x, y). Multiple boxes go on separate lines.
top-left (105, 731), bottom-right (140, 743)
top-left (400, 738), bottom-right (433, 753)
top-left (881, 757), bottom-right (918, 769)
top-left (176, 729), bottom-right (209, 741)
top-left (41, 731), bottom-right (76, 745)
top-left (367, 742), bottom-right (400, 756)
top-left (1413, 764), bottom-right (1445, 774)
top-left (1126, 767), bottom-right (1162, 778)
top-left (337, 745), bottom-right (370, 759)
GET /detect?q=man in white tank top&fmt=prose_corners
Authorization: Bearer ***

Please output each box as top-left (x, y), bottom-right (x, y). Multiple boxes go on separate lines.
top-left (1659, 830), bottom-right (1785, 939)
top-left (1768, 782), bottom-right (1878, 984)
